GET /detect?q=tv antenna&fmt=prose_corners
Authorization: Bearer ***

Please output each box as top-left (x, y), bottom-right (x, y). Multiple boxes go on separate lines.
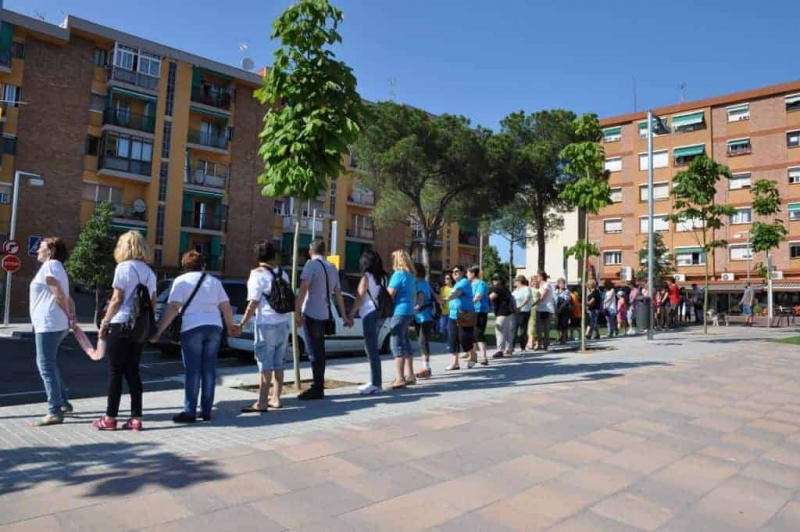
top-left (678, 82), bottom-right (687, 103)
top-left (237, 42), bottom-right (254, 71)
top-left (388, 77), bottom-right (396, 101)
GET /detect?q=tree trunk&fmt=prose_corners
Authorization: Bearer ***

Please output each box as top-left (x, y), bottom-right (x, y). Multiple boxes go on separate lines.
top-left (422, 242), bottom-right (431, 281)
top-left (291, 209), bottom-right (301, 390)
top-left (702, 235), bottom-right (708, 335)
top-left (509, 243), bottom-right (515, 286)
top-left (536, 205), bottom-right (546, 272)
top-left (580, 211), bottom-right (588, 352)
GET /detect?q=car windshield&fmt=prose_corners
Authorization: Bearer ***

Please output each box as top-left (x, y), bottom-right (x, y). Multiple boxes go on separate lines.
top-left (224, 283), bottom-right (248, 314)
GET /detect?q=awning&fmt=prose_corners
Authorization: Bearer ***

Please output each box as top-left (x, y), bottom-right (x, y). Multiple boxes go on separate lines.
top-left (674, 247), bottom-right (704, 255)
top-left (603, 126), bottom-right (621, 136)
top-left (727, 103), bottom-right (749, 113)
top-left (788, 203), bottom-right (800, 213)
top-left (184, 188), bottom-right (225, 199)
top-left (672, 112), bottom-right (704, 128)
top-left (111, 87), bottom-right (157, 103)
top-left (727, 138), bottom-right (750, 148)
top-left (786, 94), bottom-right (800, 105)
top-left (673, 145), bottom-right (705, 157)
top-left (110, 224), bottom-right (147, 235)
top-left (190, 106), bottom-right (230, 120)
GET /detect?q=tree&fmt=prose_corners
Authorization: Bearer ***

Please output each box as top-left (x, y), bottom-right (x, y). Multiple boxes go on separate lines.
top-left (636, 233), bottom-right (674, 283)
top-left (66, 202), bottom-right (116, 324)
top-left (559, 114), bottom-right (612, 352)
top-left (256, 0), bottom-right (363, 388)
top-left (750, 179), bottom-right (788, 324)
top-left (490, 199), bottom-right (531, 285)
top-left (667, 155), bottom-right (735, 334)
top-left (354, 102), bottom-right (500, 277)
top-left (481, 245), bottom-right (506, 284)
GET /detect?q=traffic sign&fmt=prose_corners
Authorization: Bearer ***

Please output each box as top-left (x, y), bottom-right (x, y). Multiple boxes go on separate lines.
top-left (2, 255), bottom-right (21, 273)
top-left (28, 235), bottom-right (42, 257)
top-left (2, 239), bottom-right (19, 255)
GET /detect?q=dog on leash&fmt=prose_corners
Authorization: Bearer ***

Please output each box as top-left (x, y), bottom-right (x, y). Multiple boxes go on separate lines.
top-left (707, 310), bottom-right (729, 327)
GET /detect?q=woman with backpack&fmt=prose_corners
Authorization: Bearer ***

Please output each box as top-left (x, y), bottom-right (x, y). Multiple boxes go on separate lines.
top-left (236, 241), bottom-right (294, 410)
top-left (94, 231), bottom-right (157, 431)
top-left (348, 249), bottom-right (387, 395)
top-left (152, 251), bottom-right (238, 422)
top-left (413, 263), bottom-right (436, 378)
top-left (387, 250), bottom-right (417, 389)
top-left (489, 274), bottom-right (515, 358)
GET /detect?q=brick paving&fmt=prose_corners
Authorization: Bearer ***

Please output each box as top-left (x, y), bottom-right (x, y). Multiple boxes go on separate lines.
top-left (1, 327), bottom-right (800, 530)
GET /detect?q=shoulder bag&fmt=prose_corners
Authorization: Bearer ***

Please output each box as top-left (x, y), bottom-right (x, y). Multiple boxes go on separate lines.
top-left (318, 260), bottom-right (337, 335)
top-left (167, 273), bottom-right (207, 342)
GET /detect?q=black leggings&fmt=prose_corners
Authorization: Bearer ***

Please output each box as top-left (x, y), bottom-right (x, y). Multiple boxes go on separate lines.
top-left (415, 321), bottom-right (433, 356)
top-left (105, 324), bottom-right (144, 418)
top-left (515, 312), bottom-right (530, 349)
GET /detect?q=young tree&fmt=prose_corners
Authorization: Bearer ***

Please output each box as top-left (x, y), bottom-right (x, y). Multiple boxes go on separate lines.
top-left (354, 102), bottom-right (501, 277)
top-left (66, 202), bottom-right (116, 324)
top-left (667, 155), bottom-right (735, 334)
top-left (480, 245), bottom-right (505, 284)
top-left (490, 199), bottom-right (531, 285)
top-left (256, 0), bottom-right (363, 387)
top-left (636, 233), bottom-right (674, 283)
top-left (559, 114), bottom-right (612, 351)
top-left (750, 179), bottom-right (788, 324)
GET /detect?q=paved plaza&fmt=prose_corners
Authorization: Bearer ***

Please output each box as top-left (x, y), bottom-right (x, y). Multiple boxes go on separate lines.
top-left (2, 326), bottom-right (800, 531)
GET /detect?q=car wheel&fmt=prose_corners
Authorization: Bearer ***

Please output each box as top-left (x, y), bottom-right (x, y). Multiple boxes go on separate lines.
top-left (380, 335), bottom-right (390, 355)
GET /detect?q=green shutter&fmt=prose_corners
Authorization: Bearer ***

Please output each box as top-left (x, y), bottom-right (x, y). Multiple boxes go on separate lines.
top-left (210, 236), bottom-right (221, 255)
top-left (110, 223), bottom-right (146, 235)
top-left (787, 94), bottom-right (800, 105)
top-left (0, 23), bottom-right (14, 51)
top-left (179, 232), bottom-right (190, 253)
top-left (671, 112), bottom-right (704, 128)
top-left (182, 194), bottom-right (194, 212)
top-left (675, 247), bottom-right (704, 255)
top-left (727, 139), bottom-right (750, 148)
top-left (184, 188), bottom-right (224, 199)
top-left (788, 203), bottom-right (800, 213)
top-left (190, 106), bottom-right (230, 120)
top-left (727, 104), bottom-right (749, 113)
top-left (191, 67), bottom-right (204, 89)
top-left (111, 87), bottom-right (157, 102)
top-left (673, 145), bottom-right (705, 157)
top-left (603, 126), bottom-right (621, 137)
top-left (638, 122), bottom-right (648, 131)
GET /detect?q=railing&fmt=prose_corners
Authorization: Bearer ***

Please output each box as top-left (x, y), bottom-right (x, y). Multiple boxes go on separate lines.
top-left (103, 108), bottom-right (156, 133)
top-left (411, 229), bottom-right (443, 246)
top-left (181, 210), bottom-right (226, 231)
top-left (727, 145), bottom-right (752, 157)
top-left (110, 203), bottom-right (147, 222)
top-left (191, 86), bottom-right (232, 110)
top-left (187, 162), bottom-right (229, 190)
top-left (673, 122), bottom-right (706, 134)
top-left (107, 65), bottom-right (159, 91)
top-left (187, 129), bottom-right (228, 150)
top-left (346, 226), bottom-right (374, 240)
top-left (99, 155), bottom-right (152, 177)
top-left (458, 232), bottom-right (478, 246)
top-left (282, 215), bottom-right (323, 234)
top-left (0, 49), bottom-right (11, 69)
top-left (674, 156), bottom-right (700, 168)
top-left (347, 192), bottom-right (375, 206)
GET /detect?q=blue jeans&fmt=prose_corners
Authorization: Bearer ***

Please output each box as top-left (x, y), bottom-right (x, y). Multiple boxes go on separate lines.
top-left (362, 310), bottom-right (382, 387)
top-left (390, 315), bottom-right (415, 358)
top-left (181, 325), bottom-right (222, 417)
top-left (304, 315), bottom-right (328, 390)
top-left (438, 315), bottom-right (450, 344)
top-left (588, 310), bottom-right (600, 337)
top-left (606, 310), bottom-right (617, 336)
top-left (35, 330), bottom-right (69, 415)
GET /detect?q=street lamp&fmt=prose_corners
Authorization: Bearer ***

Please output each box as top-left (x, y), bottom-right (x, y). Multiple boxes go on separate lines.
top-left (3, 171), bottom-right (44, 327)
top-left (734, 231), bottom-right (751, 285)
top-left (646, 111), bottom-right (670, 340)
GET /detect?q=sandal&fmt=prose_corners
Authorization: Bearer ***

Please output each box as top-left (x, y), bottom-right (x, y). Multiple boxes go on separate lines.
top-left (389, 380), bottom-right (407, 390)
top-left (241, 405), bottom-right (269, 413)
top-left (122, 419), bottom-right (143, 431)
top-left (404, 377), bottom-right (417, 386)
top-left (93, 416), bottom-right (117, 431)
top-left (445, 363), bottom-right (461, 371)
top-left (480, 359), bottom-right (489, 366)
top-left (267, 400), bottom-right (283, 410)
top-left (33, 414), bottom-right (64, 427)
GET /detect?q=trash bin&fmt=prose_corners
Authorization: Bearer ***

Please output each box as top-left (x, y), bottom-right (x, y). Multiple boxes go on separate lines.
top-left (636, 296), bottom-right (651, 330)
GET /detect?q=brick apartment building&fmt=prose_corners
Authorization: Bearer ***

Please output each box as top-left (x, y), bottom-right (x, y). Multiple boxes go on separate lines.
top-left (0, 10), bottom-right (482, 317)
top-left (596, 79), bottom-right (800, 310)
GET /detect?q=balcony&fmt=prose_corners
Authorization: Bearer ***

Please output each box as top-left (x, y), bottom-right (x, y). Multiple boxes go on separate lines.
top-left (346, 225), bottom-right (374, 240)
top-left (458, 231), bottom-right (479, 247)
top-left (347, 191), bottom-right (375, 206)
top-left (411, 229), bottom-right (443, 247)
top-left (182, 210), bottom-right (226, 232)
top-left (103, 108), bottom-right (155, 134)
top-left (111, 202), bottom-right (147, 224)
top-left (282, 215), bottom-right (323, 234)
top-left (107, 65), bottom-right (159, 92)
top-left (187, 129), bottom-right (228, 151)
top-left (99, 155), bottom-right (152, 180)
top-left (186, 161), bottom-right (229, 191)
top-left (191, 86), bottom-right (232, 111)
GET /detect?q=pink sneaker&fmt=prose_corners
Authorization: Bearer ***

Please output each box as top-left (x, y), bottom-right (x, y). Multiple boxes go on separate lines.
top-left (122, 419), bottom-right (143, 431)
top-left (93, 416), bottom-right (117, 431)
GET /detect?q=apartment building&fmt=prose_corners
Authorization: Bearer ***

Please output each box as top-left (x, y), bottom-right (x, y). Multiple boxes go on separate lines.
top-left (596, 79), bottom-right (800, 307)
top-left (0, 10), bottom-right (478, 317)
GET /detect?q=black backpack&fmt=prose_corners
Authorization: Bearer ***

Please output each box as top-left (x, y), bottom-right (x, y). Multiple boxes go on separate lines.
top-left (126, 266), bottom-right (156, 343)
top-left (368, 274), bottom-right (395, 319)
top-left (265, 267), bottom-right (296, 314)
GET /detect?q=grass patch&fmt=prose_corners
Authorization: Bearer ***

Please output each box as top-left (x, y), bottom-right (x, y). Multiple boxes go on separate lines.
top-left (773, 336), bottom-right (800, 345)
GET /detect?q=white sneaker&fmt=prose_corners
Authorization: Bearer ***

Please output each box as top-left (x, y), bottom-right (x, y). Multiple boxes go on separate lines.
top-left (359, 384), bottom-right (381, 395)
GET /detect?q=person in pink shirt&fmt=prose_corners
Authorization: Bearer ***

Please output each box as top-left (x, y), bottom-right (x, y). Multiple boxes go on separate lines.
top-left (616, 291), bottom-right (628, 336)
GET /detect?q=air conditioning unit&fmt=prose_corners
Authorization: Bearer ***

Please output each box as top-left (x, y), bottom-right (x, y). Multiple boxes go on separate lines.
top-left (771, 270), bottom-right (784, 280)
top-left (673, 274), bottom-right (686, 282)
top-left (737, 115), bottom-right (749, 121)
top-left (620, 266), bottom-right (633, 281)
top-left (721, 273), bottom-right (735, 281)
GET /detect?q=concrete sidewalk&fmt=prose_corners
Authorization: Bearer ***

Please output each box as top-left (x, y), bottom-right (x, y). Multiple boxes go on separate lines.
top-left (1, 326), bottom-right (800, 530)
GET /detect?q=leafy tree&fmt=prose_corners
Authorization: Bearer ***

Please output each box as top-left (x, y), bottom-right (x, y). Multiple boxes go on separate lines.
top-left (256, 0), bottom-right (363, 387)
top-left (666, 155), bottom-right (735, 334)
top-left (559, 114), bottom-right (612, 352)
top-left (490, 199), bottom-right (531, 285)
top-left (354, 102), bottom-right (499, 277)
top-left (636, 232), bottom-right (674, 283)
top-left (750, 179), bottom-right (788, 323)
top-left (66, 202), bottom-right (116, 324)
top-left (480, 245), bottom-right (505, 285)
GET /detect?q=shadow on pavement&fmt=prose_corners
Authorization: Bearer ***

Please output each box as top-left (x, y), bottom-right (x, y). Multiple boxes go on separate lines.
top-left (0, 441), bottom-right (226, 497)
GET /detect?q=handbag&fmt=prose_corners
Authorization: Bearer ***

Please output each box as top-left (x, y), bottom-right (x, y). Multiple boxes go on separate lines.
top-left (318, 260), bottom-right (336, 335)
top-left (167, 273), bottom-right (206, 342)
top-left (457, 310), bottom-right (477, 328)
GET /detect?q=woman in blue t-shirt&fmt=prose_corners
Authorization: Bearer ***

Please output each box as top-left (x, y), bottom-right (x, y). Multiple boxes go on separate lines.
top-left (445, 265), bottom-right (476, 371)
top-left (387, 250), bottom-right (417, 389)
top-left (413, 263), bottom-right (435, 379)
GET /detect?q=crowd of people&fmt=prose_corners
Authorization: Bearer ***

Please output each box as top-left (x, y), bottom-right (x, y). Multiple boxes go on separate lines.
top-left (28, 230), bottom-right (706, 429)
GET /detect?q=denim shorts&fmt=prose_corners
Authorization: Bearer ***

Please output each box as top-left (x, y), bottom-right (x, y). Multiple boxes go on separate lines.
top-left (254, 321), bottom-right (290, 372)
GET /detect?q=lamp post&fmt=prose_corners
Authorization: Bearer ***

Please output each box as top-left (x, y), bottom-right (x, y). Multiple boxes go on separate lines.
top-left (646, 111), bottom-right (670, 340)
top-left (3, 171), bottom-right (44, 327)
top-left (734, 231), bottom-right (751, 285)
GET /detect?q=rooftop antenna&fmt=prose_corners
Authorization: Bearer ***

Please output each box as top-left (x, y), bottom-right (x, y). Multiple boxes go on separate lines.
top-left (632, 76), bottom-right (638, 112)
top-left (238, 42), bottom-right (254, 72)
top-left (678, 82), bottom-right (687, 103)
top-left (34, 10), bottom-right (46, 21)
top-left (388, 77), bottom-right (396, 102)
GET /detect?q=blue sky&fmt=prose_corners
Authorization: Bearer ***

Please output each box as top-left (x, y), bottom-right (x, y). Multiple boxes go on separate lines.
top-left (9, 0), bottom-right (796, 262)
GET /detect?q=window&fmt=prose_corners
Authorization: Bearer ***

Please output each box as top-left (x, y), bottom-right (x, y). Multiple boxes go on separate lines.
top-left (610, 188), bottom-right (623, 203)
top-left (676, 217), bottom-right (704, 232)
top-left (788, 131), bottom-right (800, 149)
top-left (2, 84), bottom-right (19, 106)
top-left (81, 183), bottom-right (123, 204)
top-left (673, 144), bottom-right (705, 166)
top-left (639, 183), bottom-right (669, 201)
top-left (603, 127), bottom-right (621, 143)
top-left (158, 161), bottom-right (168, 202)
top-left (161, 121), bottom-right (172, 159)
top-left (11, 41), bottom-right (25, 59)
top-left (604, 219), bottom-right (623, 234)
top-left (105, 132), bottom-right (153, 162)
top-left (90, 93), bottom-right (105, 112)
top-left (273, 200), bottom-right (284, 216)
top-left (638, 118), bottom-right (668, 139)
top-left (93, 48), bottom-right (108, 67)
top-left (2, 135), bottom-right (16, 155)
top-left (790, 168), bottom-right (800, 185)
top-left (730, 245), bottom-right (751, 261)
top-left (789, 203), bottom-right (800, 221)
top-left (639, 150), bottom-right (669, 170)
top-left (138, 51), bottom-right (161, 77)
top-left (791, 243), bottom-right (800, 259)
top-left (787, 94), bottom-right (800, 113)
top-left (165, 62), bottom-right (177, 117)
top-left (730, 173), bottom-right (751, 190)
top-left (640, 215), bottom-right (669, 233)
top-left (727, 104), bottom-right (750, 122)
top-left (671, 111), bottom-right (705, 134)
top-left (85, 135), bottom-right (100, 156)
top-left (0, 184), bottom-right (10, 204)
top-left (113, 44), bottom-right (136, 70)
top-left (603, 251), bottom-right (622, 265)
top-left (675, 248), bottom-right (705, 266)
top-left (604, 157), bottom-right (622, 172)
top-left (731, 208), bottom-right (752, 224)
top-left (156, 205), bottom-right (165, 246)
top-left (727, 138), bottom-right (752, 156)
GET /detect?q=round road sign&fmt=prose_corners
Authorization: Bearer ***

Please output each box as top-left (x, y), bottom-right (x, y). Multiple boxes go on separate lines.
top-left (2, 255), bottom-right (21, 273)
top-left (2, 240), bottom-right (19, 255)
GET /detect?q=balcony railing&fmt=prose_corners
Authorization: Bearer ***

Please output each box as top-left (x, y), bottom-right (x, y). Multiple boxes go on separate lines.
top-left (411, 229), bottom-right (443, 246)
top-left (110, 203), bottom-right (147, 223)
top-left (107, 65), bottom-right (159, 91)
top-left (458, 232), bottom-right (478, 246)
top-left (347, 191), bottom-right (375, 206)
top-left (187, 129), bottom-right (228, 150)
top-left (187, 162), bottom-right (229, 190)
top-left (99, 155), bottom-right (152, 177)
top-left (727, 145), bottom-right (752, 157)
top-left (103, 108), bottom-right (156, 134)
top-left (181, 210), bottom-right (226, 231)
top-left (191, 86), bottom-right (232, 110)
top-left (282, 215), bottom-right (323, 234)
top-left (346, 226), bottom-right (374, 240)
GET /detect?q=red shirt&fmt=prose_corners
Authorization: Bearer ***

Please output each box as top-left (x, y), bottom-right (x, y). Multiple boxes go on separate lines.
top-left (669, 284), bottom-right (679, 305)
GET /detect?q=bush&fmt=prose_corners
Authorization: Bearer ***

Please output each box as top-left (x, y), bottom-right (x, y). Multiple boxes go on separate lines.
top-left (753, 304), bottom-right (763, 315)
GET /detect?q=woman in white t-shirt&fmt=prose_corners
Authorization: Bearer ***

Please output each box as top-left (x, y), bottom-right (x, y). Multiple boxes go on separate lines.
top-left (237, 241), bottom-right (293, 412)
top-left (347, 249), bottom-right (386, 395)
top-left (535, 272), bottom-right (556, 351)
top-left (153, 251), bottom-right (237, 423)
top-left (30, 237), bottom-right (75, 426)
top-left (94, 231), bottom-right (156, 432)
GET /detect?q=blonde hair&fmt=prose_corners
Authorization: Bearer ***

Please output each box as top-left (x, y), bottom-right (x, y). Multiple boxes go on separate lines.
top-left (391, 249), bottom-right (414, 273)
top-left (114, 231), bottom-right (150, 264)
top-left (587, 279), bottom-right (597, 290)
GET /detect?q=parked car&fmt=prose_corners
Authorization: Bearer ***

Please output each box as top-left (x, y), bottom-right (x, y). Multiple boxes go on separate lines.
top-left (227, 291), bottom-right (393, 360)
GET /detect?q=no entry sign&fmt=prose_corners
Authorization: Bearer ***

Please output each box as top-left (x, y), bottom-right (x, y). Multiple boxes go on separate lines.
top-left (2, 255), bottom-right (21, 273)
